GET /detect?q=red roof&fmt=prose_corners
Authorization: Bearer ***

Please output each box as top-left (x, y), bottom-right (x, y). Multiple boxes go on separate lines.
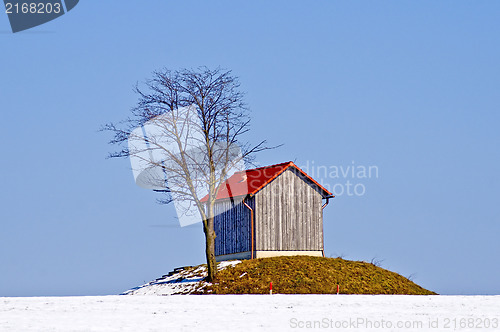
top-left (200, 161), bottom-right (333, 202)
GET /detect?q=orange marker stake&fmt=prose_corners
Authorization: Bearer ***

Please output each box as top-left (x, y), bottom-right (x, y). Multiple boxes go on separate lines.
top-left (337, 284), bottom-right (340, 295)
top-left (270, 282), bottom-right (273, 295)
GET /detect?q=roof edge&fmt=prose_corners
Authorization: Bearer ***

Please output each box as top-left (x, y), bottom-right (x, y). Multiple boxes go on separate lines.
top-left (287, 162), bottom-right (334, 198)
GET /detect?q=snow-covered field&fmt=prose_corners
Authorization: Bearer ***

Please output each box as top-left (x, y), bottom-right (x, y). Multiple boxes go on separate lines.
top-left (1, 295), bottom-right (499, 331)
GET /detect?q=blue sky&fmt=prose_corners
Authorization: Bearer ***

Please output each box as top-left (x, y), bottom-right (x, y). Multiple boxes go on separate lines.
top-left (1, 1), bottom-right (499, 296)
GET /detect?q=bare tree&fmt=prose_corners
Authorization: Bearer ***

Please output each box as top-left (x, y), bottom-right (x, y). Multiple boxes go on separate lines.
top-left (103, 67), bottom-right (269, 281)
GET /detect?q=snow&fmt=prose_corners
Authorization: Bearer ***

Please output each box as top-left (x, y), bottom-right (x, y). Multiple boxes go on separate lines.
top-left (122, 261), bottom-right (241, 296)
top-left (1, 295), bottom-right (499, 331)
top-left (217, 260), bottom-right (241, 269)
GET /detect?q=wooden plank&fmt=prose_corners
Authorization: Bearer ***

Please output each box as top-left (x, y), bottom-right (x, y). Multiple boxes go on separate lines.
top-left (308, 187), bottom-right (313, 249)
top-left (301, 173), bottom-right (305, 249)
top-left (286, 171), bottom-right (290, 249)
top-left (256, 191), bottom-right (261, 250)
top-left (276, 171), bottom-right (282, 250)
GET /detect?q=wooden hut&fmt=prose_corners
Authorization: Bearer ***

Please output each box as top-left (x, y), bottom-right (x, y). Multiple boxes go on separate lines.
top-left (201, 161), bottom-right (334, 261)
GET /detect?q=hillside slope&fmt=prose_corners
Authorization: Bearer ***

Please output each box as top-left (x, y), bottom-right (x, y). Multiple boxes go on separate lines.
top-left (124, 256), bottom-right (436, 295)
top-left (206, 256), bottom-right (436, 295)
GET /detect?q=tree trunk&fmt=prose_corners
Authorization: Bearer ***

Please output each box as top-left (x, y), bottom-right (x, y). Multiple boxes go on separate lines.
top-left (203, 216), bottom-right (217, 282)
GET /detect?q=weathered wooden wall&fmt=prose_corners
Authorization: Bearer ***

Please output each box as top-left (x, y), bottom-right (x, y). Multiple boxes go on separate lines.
top-left (254, 168), bottom-right (324, 251)
top-left (213, 197), bottom-right (254, 256)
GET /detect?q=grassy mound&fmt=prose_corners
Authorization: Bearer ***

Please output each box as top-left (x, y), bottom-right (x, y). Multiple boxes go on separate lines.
top-left (205, 256), bottom-right (436, 295)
